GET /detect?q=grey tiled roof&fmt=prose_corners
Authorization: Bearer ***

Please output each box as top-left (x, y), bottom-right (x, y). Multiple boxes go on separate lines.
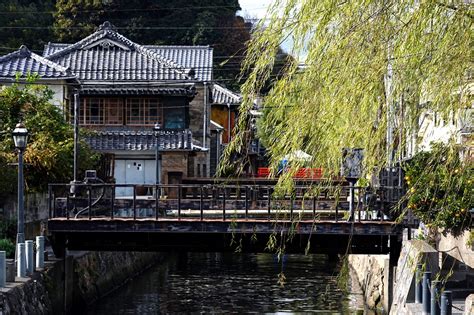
top-left (144, 46), bottom-right (213, 82)
top-left (85, 129), bottom-right (196, 151)
top-left (42, 22), bottom-right (213, 82)
top-left (211, 84), bottom-right (241, 105)
top-left (81, 86), bottom-right (196, 96)
top-left (0, 45), bottom-right (74, 79)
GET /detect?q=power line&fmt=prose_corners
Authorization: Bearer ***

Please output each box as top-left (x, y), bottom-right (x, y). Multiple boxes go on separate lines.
top-left (0, 26), bottom-right (254, 30)
top-left (0, 5), bottom-right (268, 15)
top-left (0, 46), bottom-right (293, 60)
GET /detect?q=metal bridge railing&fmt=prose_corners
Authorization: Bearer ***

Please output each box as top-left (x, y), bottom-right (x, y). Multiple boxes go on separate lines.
top-left (48, 183), bottom-right (403, 222)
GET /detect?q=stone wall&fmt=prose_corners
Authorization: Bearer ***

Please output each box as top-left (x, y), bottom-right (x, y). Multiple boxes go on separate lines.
top-left (0, 192), bottom-right (49, 224)
top-left (161, 152), bottom-right (188, 183)
top-left (348, 254), bottom-right (389, 312)
top-left (0, 251), bottom-right (162, 314)
top-left (188, 84), bottom-right (208, 146)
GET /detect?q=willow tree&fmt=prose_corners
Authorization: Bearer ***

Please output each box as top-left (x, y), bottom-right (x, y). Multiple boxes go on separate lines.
top-left (220, 1), bottom-right (472, 231)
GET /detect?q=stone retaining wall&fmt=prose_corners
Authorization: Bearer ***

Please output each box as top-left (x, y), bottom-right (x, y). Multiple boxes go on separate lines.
top-left (0, 251), bottom-right (162, 314)
top-left (348, 254), bottom-right (389, 313)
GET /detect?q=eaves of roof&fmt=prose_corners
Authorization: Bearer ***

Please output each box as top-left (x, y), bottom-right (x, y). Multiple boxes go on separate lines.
top-left (0, 45), bottom-right (76, 80)
top-left (211, 83), bottom-right (242, 105)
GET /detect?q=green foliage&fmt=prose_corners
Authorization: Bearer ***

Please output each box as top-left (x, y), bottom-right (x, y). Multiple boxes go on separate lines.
top-left (221, 0), bottom-right (472, 187)
top-left (403, 142), bottom-right (473, 234)
top-left (0, 238), bottom-right (15, 259)
top-left (0, 219), bottom-right (16, 240)
top-left (0, 78), bottom-right (101, 195)
top-left (0, 0), bottom-right (55, 55)
top-left (467, 229), bottom-right (474, 248)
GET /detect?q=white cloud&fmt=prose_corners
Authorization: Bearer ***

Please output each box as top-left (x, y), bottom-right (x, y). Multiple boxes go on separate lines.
top-left (238, 0), bottom-right (273, 19)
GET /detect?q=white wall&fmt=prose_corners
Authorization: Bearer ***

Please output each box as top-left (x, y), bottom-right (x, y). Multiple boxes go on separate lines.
top-left (0, 80), bottom-right (67, 112)
top-left (415, 107), bottom-right (473, 153)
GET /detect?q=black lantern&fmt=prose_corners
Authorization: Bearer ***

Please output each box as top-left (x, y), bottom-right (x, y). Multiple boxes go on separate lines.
top-left (12, 122), bottom-right (29, 150)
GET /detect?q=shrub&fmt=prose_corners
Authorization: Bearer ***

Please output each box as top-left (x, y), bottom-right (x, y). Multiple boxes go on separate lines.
top-left (0, 238), bottom-right (15, 258)
top-left (0, 219), bottom-right (16, 240)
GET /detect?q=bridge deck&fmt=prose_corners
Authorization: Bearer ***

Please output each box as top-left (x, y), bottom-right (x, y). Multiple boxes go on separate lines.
top-left (47, 182), bottom-right (404, 257)
top-left (48, 217), bottom-right (399, 235)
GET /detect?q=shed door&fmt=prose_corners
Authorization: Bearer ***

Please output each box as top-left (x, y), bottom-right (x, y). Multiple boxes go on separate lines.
top-left (125, 160), bottom-right (145, 184)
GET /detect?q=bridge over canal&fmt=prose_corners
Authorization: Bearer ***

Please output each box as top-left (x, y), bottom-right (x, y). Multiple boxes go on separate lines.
top-left (47, 181), bottom-right (404, 262)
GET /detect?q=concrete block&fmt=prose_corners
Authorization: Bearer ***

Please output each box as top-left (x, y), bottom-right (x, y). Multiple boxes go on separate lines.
top-left (5, 259), bottom-right (15, 282)
top-left (464, 294), bottom-right (474, 315)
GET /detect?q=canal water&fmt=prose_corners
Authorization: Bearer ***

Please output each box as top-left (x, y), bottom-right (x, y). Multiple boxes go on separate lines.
top-left (87, 253), bottom-right (364, 314)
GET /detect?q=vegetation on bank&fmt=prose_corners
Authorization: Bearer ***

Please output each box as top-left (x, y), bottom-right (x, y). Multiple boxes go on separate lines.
top-left (0, 76), bottom-right (101, 199)
top-left (0, 219), bottom-right (16, 258)
top-left (403, 142), bottom-right (473, 235)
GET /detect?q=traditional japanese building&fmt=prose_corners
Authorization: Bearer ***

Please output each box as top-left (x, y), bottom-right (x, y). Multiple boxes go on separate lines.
top-left (0, 21), bottom-right (241, 194)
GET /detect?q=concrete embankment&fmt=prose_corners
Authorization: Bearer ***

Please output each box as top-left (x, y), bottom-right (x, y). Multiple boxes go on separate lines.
top-left (349, 236), bottom-right (472, 315)
top-left (348, 240), bottom-right (442, 314)
top-left (0, 251), bottom-right (162, 314)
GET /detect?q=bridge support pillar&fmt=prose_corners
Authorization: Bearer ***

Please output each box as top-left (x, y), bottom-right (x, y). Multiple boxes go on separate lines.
top-left (64, 254), bottom-right (74, 314)
top-left (387, 234), bottom-right (402, 313)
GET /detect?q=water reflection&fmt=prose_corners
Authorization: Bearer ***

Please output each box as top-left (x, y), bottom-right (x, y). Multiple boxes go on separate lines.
top-left (87, 253), bottom-right (358, 314)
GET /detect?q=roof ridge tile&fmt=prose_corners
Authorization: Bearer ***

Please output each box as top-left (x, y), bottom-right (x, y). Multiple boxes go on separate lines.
top-left (46, 21), bottom-right (192, 80)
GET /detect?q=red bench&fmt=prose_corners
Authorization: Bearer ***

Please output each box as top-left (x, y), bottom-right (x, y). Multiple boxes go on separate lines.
top-left (256, 167), bottom-right (323, 179)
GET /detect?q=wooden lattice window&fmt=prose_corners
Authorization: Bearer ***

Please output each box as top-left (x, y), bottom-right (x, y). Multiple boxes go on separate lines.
top-left (81, 98), bottom-right (123, 125)
top-left (126, 98), bottom-right (161, 125)
top-left (104, 99), bottom-right (123, 125)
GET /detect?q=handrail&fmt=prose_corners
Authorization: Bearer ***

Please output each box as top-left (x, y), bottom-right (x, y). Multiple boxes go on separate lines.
top-left (48, 182), bottom-right (403, 222)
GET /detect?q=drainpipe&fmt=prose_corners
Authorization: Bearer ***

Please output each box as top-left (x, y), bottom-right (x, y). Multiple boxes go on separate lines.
top-left (73, 92), bottom-right (79, 183)
top-left (227, 103), bottom-right (231, 143)
top-left (203, 83), bottom-right (208, 149)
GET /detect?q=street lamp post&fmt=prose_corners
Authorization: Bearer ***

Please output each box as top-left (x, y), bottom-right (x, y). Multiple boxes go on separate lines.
top-left (12, 122), bottom-right (28, 277)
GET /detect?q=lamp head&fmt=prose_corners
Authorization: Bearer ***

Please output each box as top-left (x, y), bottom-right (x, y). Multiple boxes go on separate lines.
top-left (12, 122), bottom-right (28, 150)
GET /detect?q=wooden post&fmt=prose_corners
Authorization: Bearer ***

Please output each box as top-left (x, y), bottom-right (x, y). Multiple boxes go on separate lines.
top-left (290, 195), bottom-right (294, 220)
top-left (178, 185), bottom-right (181, 220)
top-left (267, 187), bottom-right (271, 219)
top-left (111, 185), bottom-right (115, 219)
top-left (88, 186), bottom-right (92, 220)
top-left (245, 186), bottom-right (249, 219)
top-left (66, 194), bottom-right (70, 220)
top-left (222, 187), bottom-right (226, 221)
top-left (200, 185), bottom-right (203, 221)
top-left (48, 185), bottom-right (52, 218)
top-left (52, 191), bottom-right (56, 218)
top-left (133, 186), bottom-right (136, 220)
top-left (155, 184), bottom-right (159, 220)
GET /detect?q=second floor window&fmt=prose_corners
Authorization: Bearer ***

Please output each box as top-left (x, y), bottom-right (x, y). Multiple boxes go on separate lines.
top-left (126, 98), bottom-right (161, 125)
top-left (80, 96), bottom-right (187, 128)
top-left (82, 98), bottom-right (123, 125)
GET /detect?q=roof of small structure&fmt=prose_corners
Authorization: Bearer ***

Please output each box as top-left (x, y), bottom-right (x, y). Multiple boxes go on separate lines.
top-left (85, 129), bottom-right (203, 152)
top-left (211, 83), bottom-right (242, 105)
top-left (0, 45), bottom-right (74, 80)
top-left (42, 22), bottom-right (213, 82)
top-left (80, 85), bottom-right (196, 97)
top-left (210, 120), bottom-right (224, 131)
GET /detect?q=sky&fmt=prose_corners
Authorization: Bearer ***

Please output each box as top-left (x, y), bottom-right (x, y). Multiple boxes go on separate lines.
top-left (238, 0), bottom-right (306, 61)
top-left (238, 0), bottom-right (273, 19)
